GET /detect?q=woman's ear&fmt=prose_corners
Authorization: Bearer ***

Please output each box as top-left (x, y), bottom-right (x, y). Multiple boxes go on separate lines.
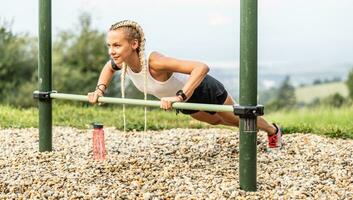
top-left (130, 39), bottom-right (139, 50)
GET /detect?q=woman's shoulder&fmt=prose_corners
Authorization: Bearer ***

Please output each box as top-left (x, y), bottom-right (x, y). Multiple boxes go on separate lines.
top-left (148, 51), bottom-right (163, 62)
top-left (148, 51), bottom-right (166, 70)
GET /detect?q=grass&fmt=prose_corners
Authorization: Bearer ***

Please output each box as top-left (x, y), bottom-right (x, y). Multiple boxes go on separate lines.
top-left (0, 102), bottom-right (217, 131)
top-left (0, 102), bottom-right (352, 139)
top-left (267, 105), bottom-right (353, 139)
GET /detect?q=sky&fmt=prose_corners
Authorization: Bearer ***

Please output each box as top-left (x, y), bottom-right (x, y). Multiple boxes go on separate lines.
top-left (1, 0), bottom-right (353, 79)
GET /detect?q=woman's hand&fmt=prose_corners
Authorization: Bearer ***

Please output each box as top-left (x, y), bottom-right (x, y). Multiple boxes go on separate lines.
top-left (87, 90), bottom-right (104, 105)
top-left (160, 96), bottom-right (183, 111)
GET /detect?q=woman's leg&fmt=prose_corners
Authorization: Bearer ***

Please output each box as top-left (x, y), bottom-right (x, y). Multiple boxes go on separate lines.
top-left (216, 95), bottom-right (277, 135)
top-left (190, 111), bottom-right (231, 126)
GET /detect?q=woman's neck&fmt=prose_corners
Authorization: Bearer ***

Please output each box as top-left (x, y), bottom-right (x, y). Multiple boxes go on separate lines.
top-left (125, 52), bottom-right (142, 73)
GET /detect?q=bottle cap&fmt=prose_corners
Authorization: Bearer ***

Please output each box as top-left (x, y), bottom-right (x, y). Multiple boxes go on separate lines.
top-left (92, 123), bottom-right (104, 129)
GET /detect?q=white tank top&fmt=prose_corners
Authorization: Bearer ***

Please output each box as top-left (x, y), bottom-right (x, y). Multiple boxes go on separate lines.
top-left (126, 52), bottom-right (189, 99)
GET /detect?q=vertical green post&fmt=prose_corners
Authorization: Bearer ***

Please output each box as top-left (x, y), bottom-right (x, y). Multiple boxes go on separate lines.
top-left (38, 0), bottom-right (52, 152)
top-left (239, 0), bottom-right (258, 191)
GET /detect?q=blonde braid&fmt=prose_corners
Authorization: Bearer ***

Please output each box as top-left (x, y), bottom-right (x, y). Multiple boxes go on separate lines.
top-left (120, 63), bottom-right (127, 133)
top-left (110, 20), bottom-right (148, 132)
top-left (139, 39), bottom-right (148, 132)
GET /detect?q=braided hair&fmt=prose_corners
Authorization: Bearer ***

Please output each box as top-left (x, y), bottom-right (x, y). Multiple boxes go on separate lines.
top-left (110, 20), bottom-right (148, 132)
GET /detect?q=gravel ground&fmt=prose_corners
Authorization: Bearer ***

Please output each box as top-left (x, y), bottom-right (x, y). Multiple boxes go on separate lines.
top-left (0, 127), bottom-right (352, 199)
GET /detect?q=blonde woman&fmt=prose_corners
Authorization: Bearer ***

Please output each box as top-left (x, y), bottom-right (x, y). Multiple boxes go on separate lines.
top-left (87, 20), bottom-right (284, 148)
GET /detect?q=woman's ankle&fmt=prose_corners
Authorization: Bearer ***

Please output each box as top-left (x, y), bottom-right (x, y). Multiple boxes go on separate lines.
top-left (267, 124), bottom-right (278, 136)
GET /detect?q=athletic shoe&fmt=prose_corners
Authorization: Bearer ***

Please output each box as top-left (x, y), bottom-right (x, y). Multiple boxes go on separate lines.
top-left (268, 123), bottom-right (284, 148)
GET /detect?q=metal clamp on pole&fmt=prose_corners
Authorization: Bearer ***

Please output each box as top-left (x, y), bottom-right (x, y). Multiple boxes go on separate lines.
top-left (233, 105), bottom-right (264, 118)
top-left (33, 90), bottom-right (57, 101)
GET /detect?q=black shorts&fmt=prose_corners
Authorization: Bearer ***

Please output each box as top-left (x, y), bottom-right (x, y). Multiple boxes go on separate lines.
top-left (178, 75), bottom-right (228, 115)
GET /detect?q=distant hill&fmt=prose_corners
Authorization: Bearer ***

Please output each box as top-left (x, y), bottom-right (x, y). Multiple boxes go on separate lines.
top-left (208, 65), bottom-right (352, 103)
top-left (295, 82), bottom-right (349, 103)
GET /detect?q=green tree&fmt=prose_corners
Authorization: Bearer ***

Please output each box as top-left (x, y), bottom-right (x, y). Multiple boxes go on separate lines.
top-left (266, 76), bottom-right (296, 111)
top-left (0, 20), bottom-right (38, 107)
top-left (322, 93), bottom-right (346, 108)
top-left (347, 68), bottom-right (353, 100)
top-left (53, 13), bottom-right (110, 96)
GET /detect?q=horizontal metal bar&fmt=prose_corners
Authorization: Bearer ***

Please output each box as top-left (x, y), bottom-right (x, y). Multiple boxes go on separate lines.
top-left (48, 92), bottom-right (234, 112)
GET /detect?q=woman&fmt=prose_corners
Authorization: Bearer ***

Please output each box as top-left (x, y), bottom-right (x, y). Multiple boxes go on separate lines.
top-left (87, 20), bottom-right (284, 148)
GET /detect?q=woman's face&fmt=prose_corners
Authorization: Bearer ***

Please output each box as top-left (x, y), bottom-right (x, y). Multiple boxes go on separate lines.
top-left (106, 29), bottom-right (138, 65)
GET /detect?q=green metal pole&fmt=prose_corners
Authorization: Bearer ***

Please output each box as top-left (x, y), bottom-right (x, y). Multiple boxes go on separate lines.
top-left (38, 0), bottom-right (52, 152)
top-left (239, 0), bottom-right (258, 191)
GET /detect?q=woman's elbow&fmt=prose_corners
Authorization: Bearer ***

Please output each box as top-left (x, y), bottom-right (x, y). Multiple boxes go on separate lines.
top-left (201, 64), bottom-right (210, 74)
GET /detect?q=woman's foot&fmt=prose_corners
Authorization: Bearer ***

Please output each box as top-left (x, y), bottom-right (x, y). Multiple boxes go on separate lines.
top-left (268, 123), bottom-right (285, 148)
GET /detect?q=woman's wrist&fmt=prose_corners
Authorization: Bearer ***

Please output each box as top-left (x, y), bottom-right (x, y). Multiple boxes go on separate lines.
top-left (176, 90), bottom-right (187, 101)
top-left (176, 95), bottom-right (184, 101)
top-left (94, 88), bottom-right (104, 96)
top-left (95, 84), bottom-right (107, 95)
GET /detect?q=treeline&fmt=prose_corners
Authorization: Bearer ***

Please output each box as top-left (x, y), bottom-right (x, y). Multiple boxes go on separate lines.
top-left (299, 77), bottom-right (342, 87)
top-left (259, 71), bottom-right (353, 112)
top-left (0, 13), bottom-right (144, 108)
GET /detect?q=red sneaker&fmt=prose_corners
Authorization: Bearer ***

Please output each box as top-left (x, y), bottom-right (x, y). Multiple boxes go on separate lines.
top-left (268, 123), bottom-right (284, 148)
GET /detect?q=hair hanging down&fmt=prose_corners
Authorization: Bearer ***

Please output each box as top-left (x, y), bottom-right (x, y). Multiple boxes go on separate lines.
top-left (110, 20), bottom-right (148, 132)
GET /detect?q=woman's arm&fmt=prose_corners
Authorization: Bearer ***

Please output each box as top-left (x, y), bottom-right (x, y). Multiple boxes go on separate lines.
top-left (96, 60), bottom-right (118, 94)
top-left (149, 51), bottom-right (209, 100)
top-left (88, 60), bottom-right (118, 104)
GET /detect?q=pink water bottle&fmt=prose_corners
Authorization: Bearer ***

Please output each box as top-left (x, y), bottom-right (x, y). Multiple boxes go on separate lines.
top-left (92, 123), bottom-right (106, 160)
